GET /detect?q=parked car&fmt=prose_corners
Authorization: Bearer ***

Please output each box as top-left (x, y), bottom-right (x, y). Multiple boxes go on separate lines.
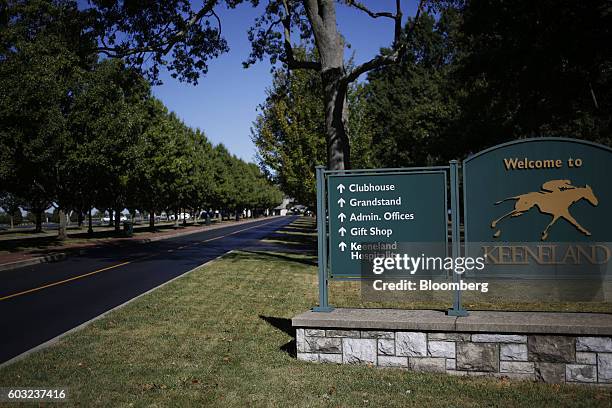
top-left (169, 213), bottom-right (191, 221)
top-left (101, 215), bottom-right (127, 223)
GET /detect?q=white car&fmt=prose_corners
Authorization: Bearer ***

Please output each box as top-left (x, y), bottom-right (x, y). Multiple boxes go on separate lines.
top-left (169, 213), bottom-right (191, 221)
top-left (102, 215), bottom-right (127, 223)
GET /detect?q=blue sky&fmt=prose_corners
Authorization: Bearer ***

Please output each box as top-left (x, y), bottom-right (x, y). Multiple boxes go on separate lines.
top-left (153, 1), bottom-right (419, 162)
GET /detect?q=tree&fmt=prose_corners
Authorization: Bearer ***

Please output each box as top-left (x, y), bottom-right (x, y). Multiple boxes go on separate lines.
top-left (252, 62), bottom-right (325, 208)
top-left (131, 99), bottom-right (177, 229)
top-left (455, 0), bottom-right (612, 150)
top-left (252, 46), bottom-right (380, 206)
top-left (210, 145), bottom-right (239, 219)
top-left (363, 9), bottom-right (462, 167)
top-left (0, 0), bottom-right (283, 238)
top-left (242, 162), bottom-right (283, 216)
top-left (83, 0), bottom-right (240, 85)
top-left (346, 83), bottom-right (376, 169)
top-left (61, 58), bottom-right (151, 235)
top-left (85, 0), bottom-right (442, 171)
top-left (0, 2), bottom-right (85, 232)
top-left (245, 0), bottom-right (435, 170)
top-left (0, 192), bottom-right (21, 230)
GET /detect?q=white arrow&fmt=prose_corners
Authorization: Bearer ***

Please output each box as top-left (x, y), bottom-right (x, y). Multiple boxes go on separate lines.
top-left (339, 242), bottom-right (347, 252)
top-left (338, 213), bottom-right (346, 222)
top-left (337, 184), bottom-right (345, 193)
top-left (337, 197), bottom-right (346, 208)
top-left (338, 227), bottom-right (347, 237)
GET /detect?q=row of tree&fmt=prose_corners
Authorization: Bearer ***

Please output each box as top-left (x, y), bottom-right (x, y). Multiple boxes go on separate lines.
top-left (0, 1), bottom-right (282, 237)
top-left (252, 0), bottom-right (612, 208)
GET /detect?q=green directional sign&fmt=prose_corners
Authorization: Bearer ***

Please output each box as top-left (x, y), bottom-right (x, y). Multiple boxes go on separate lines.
top-left (328, 172), bottom-right (448, 278)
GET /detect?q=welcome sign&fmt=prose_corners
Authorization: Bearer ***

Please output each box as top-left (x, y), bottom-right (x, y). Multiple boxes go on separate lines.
top-left (464, 138), bottom-right (612, 242)
top-left (463, 138), bottom-right (612, 281)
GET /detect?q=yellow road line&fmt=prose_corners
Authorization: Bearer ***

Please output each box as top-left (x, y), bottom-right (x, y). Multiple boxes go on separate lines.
top-left (0, 261), bottom-right (132, 301)
top-left (0, 218), bottom-right (282, 302)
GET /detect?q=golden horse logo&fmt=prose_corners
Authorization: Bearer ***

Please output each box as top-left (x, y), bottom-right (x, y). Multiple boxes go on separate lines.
top-left (491, 179), bottom-right (599, 241)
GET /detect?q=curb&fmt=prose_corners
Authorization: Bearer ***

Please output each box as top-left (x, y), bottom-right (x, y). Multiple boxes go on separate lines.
top-left (0, 253), bottom-right (68, 272)
top-left (0, 216), bottom-right (283, 272)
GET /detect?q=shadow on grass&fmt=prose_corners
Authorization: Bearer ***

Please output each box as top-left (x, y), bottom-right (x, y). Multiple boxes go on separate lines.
top-left (264, 232), bottom-right (317, 248)
top-left (259, 315), bottom-right (296, 357)
top-left (241, 250), bottom-right (316, 267)
top-left (0, 221), bottom-right (222, 253)
top-left (276, 226), bottom-right (316, 234)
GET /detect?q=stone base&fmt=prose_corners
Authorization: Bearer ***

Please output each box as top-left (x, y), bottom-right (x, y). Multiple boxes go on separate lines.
top-left (293, 308), bottom-right (612, 385)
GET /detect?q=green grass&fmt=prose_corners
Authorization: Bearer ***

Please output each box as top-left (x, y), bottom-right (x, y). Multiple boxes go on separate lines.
top-left (0, 218), bottom-right (611, 407)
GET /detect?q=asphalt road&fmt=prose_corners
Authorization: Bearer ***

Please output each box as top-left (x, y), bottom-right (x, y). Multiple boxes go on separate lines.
top-left (0, 216), bottom-right (296, 364)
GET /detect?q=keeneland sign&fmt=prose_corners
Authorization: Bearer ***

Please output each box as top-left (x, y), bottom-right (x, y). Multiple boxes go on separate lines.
top-left (310, 137), bottom-right (612, 312)
top-left (464, 138), bottom-right (612, 243)
top-left (463, 138), bottom-right (612, 277)
top-left (482, 244), bottom-right (611, 265)
top-left (297, 139), bottom-right (612, 384)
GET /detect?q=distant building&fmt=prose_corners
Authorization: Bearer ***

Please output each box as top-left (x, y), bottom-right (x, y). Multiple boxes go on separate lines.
top-left (274, 198), bottom-right (294, 216)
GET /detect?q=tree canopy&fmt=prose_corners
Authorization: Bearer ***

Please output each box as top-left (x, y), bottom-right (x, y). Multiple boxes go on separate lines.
top-left (252, 1), bottom-right (611, 203)
top-left (2, 0), bottom-right (610, 223)
top-left (0, 0), bottom-right (282, 234)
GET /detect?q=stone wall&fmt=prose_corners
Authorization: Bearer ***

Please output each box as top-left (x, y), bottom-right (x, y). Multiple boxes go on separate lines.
top-left (296, 328), bottom-right (612, 384)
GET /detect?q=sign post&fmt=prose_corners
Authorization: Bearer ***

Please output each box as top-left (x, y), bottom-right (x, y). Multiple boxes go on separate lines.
top-left (447, 160), bottom-right (468, 316)
top-left (313, 165), bottom-right (333, 312)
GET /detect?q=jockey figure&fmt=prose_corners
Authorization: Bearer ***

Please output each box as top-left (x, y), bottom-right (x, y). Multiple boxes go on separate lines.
top-left (540, 179), bottom-right (575, 193)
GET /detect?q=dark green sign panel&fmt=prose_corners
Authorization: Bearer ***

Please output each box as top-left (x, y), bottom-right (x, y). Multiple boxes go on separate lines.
top-left (327, 172), bottom-right (448, 277)
top-left (464, 138), bottom-right (612, 243)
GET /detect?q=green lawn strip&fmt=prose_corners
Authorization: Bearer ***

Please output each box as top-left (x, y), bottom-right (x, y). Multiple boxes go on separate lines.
top-left (1, 224), bottom-right (611, 406)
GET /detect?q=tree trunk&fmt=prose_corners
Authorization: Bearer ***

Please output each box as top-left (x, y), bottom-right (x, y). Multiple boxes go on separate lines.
top-left (114, 208), bottom-right (121, 232)
top-left (78, 211), bottom-right (83, 227)
top-left (303, 0), bottom-right (351, 170)
top-left (34, 210), bottom-right (42, 232)
top-left (58, 209), bottom-right (67, 240)
top-left (35, 211), bottom-right (43, 233)
top-left (149, 210), bottom-right (155, 231)
top-left (108, 210), bottom-right (114, 227)
top-left (88, 208), bottom-right (93, 235)
top-left (9, 214), bottom-right (13, 230)
top-left (322, 69), bottom-right (351, 170)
